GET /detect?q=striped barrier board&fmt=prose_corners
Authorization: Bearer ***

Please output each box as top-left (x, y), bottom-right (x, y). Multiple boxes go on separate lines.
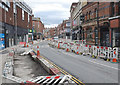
top-left (25, 75), bottom-right (75, 85)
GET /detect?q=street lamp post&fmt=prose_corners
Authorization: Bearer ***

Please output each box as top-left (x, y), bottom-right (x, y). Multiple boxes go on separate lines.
top-left (32, 26), bottom-right (34, 41)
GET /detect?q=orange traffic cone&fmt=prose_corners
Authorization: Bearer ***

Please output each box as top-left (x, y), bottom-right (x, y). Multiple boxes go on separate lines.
top-left (66, 48), bottom-right (69, 52)
top-left (32, 41), bottom-right (33, 44)
top-left (37, 46), bottom-right (40, 56)
top-left (112, 51), bottom-right (117, 63)
top-left (112, 58), bottom-right (117, 63)
top-left (76, 47), bottom-right (79, 54)
top-left (58, 43), bottom-right (60, 49)
top-left (76, 51), bottom-right (79, 55)
top-left (24, 42), bottom-right (26, 47)
top-left (27, 43), bottom-right (29, 47)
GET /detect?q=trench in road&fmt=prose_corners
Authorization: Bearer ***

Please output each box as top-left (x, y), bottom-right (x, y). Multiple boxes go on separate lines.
top-left (34, 41), bottom-right (118, 83)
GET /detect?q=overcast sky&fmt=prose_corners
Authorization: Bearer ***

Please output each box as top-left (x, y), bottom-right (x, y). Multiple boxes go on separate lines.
top-left (24, 0), bottom-right (78, 28)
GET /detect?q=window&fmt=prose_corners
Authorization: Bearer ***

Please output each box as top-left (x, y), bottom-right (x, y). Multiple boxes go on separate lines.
top-left (86, 12), bottom-right (88, 20)
top-left (13, 1), bottom-right (16, 14)
top-left (22, 10), bottom-right (24, 20)
top-left (111, 2), bottom-right (115, 17)
top-left (95, 8), bottom-right (98, 18)
top-left (118, 1), bottom-right (120, 15)
top-left (33, 21), bottom-right (35, 27)
top-left (89, 11), bottom-right (91, 19)
top-left (86, 28), bottom-right (93, 41)
top-left (0, 3), bottom-right (2, 8)
top-left (6, 0), bottom-right (10, 7)
top-left (38, 22), bottom-right (39, 28)
top-left (2, 4), bottom-right (5, 9)
top-left (5, 7), bottom-right (8, 12)
top-left (28, 14), bottom-right (30, 22)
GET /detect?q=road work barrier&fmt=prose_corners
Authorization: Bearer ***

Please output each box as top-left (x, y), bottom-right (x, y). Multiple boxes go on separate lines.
top-left (48, 39), bottom-right (119, 62)
top-left (23, 75), bottom-right (75, 85)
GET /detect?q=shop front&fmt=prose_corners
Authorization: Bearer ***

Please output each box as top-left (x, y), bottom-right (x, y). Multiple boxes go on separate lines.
top-left (110, 17), bottom-right (120, 47)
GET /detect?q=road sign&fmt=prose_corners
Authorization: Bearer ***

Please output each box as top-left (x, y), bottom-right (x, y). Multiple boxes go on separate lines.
top-left (0, 33), bottom-right (5, 50)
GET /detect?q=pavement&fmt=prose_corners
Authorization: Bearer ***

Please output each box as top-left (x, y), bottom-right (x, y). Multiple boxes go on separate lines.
top-left (33, 40), bottom-right (119, 84)
top-left (0, 42), bottom-right (49, 84)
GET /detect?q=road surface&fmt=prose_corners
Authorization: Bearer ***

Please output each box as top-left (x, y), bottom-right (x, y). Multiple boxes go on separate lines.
top-left (33, 41), bottom-right (119, 84)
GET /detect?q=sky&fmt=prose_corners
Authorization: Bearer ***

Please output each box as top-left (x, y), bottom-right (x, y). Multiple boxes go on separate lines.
top-left (24, 0), bottom-right (78, 28)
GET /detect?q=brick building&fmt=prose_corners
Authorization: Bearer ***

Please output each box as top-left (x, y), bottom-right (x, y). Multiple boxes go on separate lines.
top-left (62, 19), bottom-right (71, 39)
top-left (0, 0), bottom-right (32, 49)
top-left (32, 16), bottom-right (45, 40)
top-left (56, 18), bottom-right (71, 39)
top-left (70, 1), bottom-right (120, 47)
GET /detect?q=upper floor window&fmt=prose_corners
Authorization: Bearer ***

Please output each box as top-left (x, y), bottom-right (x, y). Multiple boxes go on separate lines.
top-left (0, 3), bottom-right (2, 8)
top-left (86, 12), bottom-right (89, 20)
top-left (95, 8), bottom-right (98, 18)
top-left (5, 6), bottom-right (8, 12)
top-left (28, 14), bottom-right (30, 22)
top-left (13, 0), bottom-right (16, 14)
top-left (38, 22), bottom-right (39, 28)
top-left (89, 11), bottom-right (92, 19)
top-left (111, 2), bottom-right (115, 17)
top-left (22, 10), bottom-right (24, 20)
top-left (6, 0), bottom-right (10, 7)
top-left (33, 21), bottom-right (35, 27)
top-left (118, 1), bottom-right (120, 15)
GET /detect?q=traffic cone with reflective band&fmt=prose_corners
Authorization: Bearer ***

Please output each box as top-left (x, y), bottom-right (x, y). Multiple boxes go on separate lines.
top-left (27, 43), bottom-right (29, 47)
top-left (58, 43), bottom-right (60, 49)
top-left (66, 48), bottom-right (69, 52)
top-left (24, 42), bottom-right (26, 47)
top-left (76, 47), bottom-right (79, 55)
top-left (112, 51), bottom-right (117, 63)
top-left (37, 46), bottom-right (40, 56)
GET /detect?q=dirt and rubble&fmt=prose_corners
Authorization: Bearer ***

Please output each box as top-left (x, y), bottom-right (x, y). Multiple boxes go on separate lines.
top-left (13, 51), bottom-right (49, 80)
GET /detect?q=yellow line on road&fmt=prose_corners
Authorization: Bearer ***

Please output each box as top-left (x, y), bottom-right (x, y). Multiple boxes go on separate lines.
top-left (33, 48), bottom-right (85, 85)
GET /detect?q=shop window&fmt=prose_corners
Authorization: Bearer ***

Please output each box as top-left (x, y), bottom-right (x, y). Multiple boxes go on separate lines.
top-left (86, 28), bottom-right (93, 41)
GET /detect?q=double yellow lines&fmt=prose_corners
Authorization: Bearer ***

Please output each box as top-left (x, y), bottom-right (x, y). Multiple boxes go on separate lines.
top-left (33, 48), bottom-right (85, 85)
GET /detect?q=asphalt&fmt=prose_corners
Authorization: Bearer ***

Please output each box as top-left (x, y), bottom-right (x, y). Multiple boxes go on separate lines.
top-left (33, 41), bottom-right (119, 84)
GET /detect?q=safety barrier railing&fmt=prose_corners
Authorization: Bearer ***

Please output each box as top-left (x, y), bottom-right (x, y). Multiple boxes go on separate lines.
top-left (48, 39), bottom-right (120, 63)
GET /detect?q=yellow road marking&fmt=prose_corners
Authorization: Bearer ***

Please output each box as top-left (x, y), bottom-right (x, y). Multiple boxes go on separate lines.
top-left (33, 49), bottom-right (84, 85)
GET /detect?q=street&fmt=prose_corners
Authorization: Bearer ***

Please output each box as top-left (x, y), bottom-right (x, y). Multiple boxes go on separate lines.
top-left (33, 41), bottom-right (118, 83)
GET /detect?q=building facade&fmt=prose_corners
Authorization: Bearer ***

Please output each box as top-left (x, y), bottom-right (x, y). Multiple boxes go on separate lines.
top-left (32, 16), bottom-right (45, 40)
top-left (0, 0), bottom-right (32, 49)
top-left (70, 1), bottom-right (120, 47)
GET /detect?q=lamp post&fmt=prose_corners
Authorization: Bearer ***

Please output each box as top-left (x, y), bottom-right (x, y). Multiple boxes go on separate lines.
top-left (32, 26), bottom-right (34, 41)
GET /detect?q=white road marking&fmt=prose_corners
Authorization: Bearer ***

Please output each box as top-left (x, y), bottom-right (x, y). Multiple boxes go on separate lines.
top-left (89, 60), bottom-right (119, 70)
